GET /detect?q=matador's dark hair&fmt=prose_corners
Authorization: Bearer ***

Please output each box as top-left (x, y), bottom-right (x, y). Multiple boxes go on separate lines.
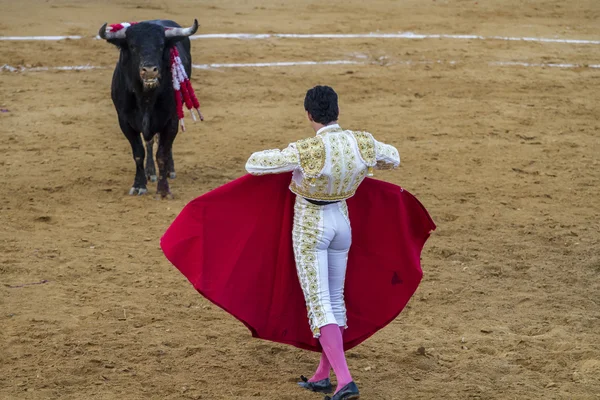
top-left (304, 85), bottom-right (339, 125)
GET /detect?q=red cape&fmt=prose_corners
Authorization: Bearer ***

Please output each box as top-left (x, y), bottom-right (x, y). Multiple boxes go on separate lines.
top-left (160, 173), bottom-right (435, 352)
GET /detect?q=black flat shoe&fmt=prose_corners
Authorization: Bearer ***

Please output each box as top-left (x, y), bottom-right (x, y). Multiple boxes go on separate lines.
top-left (298, 375), bottom-right (334, 394)
top-left (324, 381), bottom-right (360, 400)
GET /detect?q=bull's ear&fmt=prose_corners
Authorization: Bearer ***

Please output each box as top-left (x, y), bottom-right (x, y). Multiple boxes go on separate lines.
top-left (98, 23), bottom-right (127, 47)
top-left (164, 19), bottom-right (198, 43)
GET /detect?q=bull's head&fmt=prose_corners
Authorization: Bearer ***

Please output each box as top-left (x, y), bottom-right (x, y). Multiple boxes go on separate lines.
top-left (99, 20), bottom-right (198, 91)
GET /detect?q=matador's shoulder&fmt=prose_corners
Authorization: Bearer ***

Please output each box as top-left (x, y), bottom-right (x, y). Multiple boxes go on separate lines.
top-left (350, 131), bottom-right (376, 167)
top-left (295, 136), bottom-right (326, 179)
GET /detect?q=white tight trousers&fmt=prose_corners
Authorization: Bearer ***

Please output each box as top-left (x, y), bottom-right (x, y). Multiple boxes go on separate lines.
top-left (292, 197), bottom-right (352, 338)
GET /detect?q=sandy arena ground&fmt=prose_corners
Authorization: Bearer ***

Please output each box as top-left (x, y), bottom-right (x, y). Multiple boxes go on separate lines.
top-left (1, 1), bottom-right (599, 399)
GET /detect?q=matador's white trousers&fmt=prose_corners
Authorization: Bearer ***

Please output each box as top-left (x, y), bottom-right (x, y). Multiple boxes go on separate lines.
top-left (292, 197), bottom-right (352, 338)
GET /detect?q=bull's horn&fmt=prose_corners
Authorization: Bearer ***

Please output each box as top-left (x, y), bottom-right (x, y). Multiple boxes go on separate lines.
top-left (164, 19), bottom-right (199, 38)
top-left (99, 22), bottom-right (129, 40)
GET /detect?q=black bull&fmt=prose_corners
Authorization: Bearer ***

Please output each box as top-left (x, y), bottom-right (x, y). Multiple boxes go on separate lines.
top-left (99, 19), bottom-right (198, 197)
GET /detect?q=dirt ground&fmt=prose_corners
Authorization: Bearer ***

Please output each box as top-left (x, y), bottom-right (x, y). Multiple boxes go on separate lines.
top-left (1, 1), bottom-right (599, 399)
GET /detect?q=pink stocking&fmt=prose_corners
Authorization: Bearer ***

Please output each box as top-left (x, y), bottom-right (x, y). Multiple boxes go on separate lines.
top-left (310, 326), bottom-right (345, 382)
top-left (309, 353), bottom-right (331, 382)
top-left (318, 324), bottom-right (353, 393)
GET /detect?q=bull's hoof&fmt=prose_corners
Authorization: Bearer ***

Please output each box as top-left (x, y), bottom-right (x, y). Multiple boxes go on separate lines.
top-left (148, 175), bottom-right (158, 182)
top-left (129, 187), bottom-right (148, 196)
top-left (155, 192), bottom-right (174, 200)
top-left (169, 172), bottom-right (177, 180)
top-left (156, 180), bottom-right (171, 199)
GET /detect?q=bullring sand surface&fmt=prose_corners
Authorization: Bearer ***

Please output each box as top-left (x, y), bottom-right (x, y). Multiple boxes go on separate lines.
top-left (1, 0), bottom-right (599, 399)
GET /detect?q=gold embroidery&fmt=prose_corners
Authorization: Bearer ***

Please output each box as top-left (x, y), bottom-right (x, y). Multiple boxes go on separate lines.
top-left (313, 173), bottom-right (329, 195)
top-left (329, 134), bottom-right (343, 193)
top-left (289, 131), bottom-right (368, 200)
top-left (268, 128), bottom-right (394, 201)
top-left (296, 137), bottom-right (326, 179)
top-left (337, 200), bottom-right (350, 328)
top-left (340, 134), bottom-right (356, 193)
top-left (352, 131), bottom-right (376, 167)
top-left (290, 184), bottom-right (359, 201)
top-left (348, 169), bottom-right (368, 196)
top-left (292, 200), bottom-right (327, 337)
top-left (246, 146), bottom-right (299, 173)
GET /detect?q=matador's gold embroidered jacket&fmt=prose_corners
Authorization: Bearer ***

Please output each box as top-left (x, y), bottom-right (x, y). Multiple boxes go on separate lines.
top-left (245, 124), bottom-right (400, 201)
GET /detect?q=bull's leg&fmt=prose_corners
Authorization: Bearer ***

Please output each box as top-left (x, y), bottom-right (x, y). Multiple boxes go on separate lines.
top-left (119, 118), bottom-right (147, 195)
top-left (167, 148), bottom-right (176, 179)
top-left (156, 124), bottom-right (177, 199)
top-left (145, 136), bottom-right (157, 183)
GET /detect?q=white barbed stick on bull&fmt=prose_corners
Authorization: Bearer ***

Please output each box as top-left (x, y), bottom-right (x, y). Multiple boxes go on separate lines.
top-left (170, 49), bottom-right (186, 131)
top-left (170, 46), bottom-right (203, 126)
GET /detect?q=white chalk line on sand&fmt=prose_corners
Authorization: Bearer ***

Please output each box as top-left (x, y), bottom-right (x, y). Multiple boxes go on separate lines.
top-left (1, 31), bottom-right (600, 45)
top-left (0, 35), bottom-right (83, 41)
top-left (490, 61), bottom-right (600, 68)
top-left (193, 60), bottom-right (362, 69)
top-left (3, 59), bottom-right (600, 73)
top-left (188, 32), bottom-right (600, 45)
top-left (1, 64), bottom-right (103, 72)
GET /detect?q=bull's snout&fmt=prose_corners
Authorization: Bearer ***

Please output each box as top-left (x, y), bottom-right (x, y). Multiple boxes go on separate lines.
top-left (140, 65), bottom-right (160, 90)
top-left (140, 66), bottom-right (159, 78)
